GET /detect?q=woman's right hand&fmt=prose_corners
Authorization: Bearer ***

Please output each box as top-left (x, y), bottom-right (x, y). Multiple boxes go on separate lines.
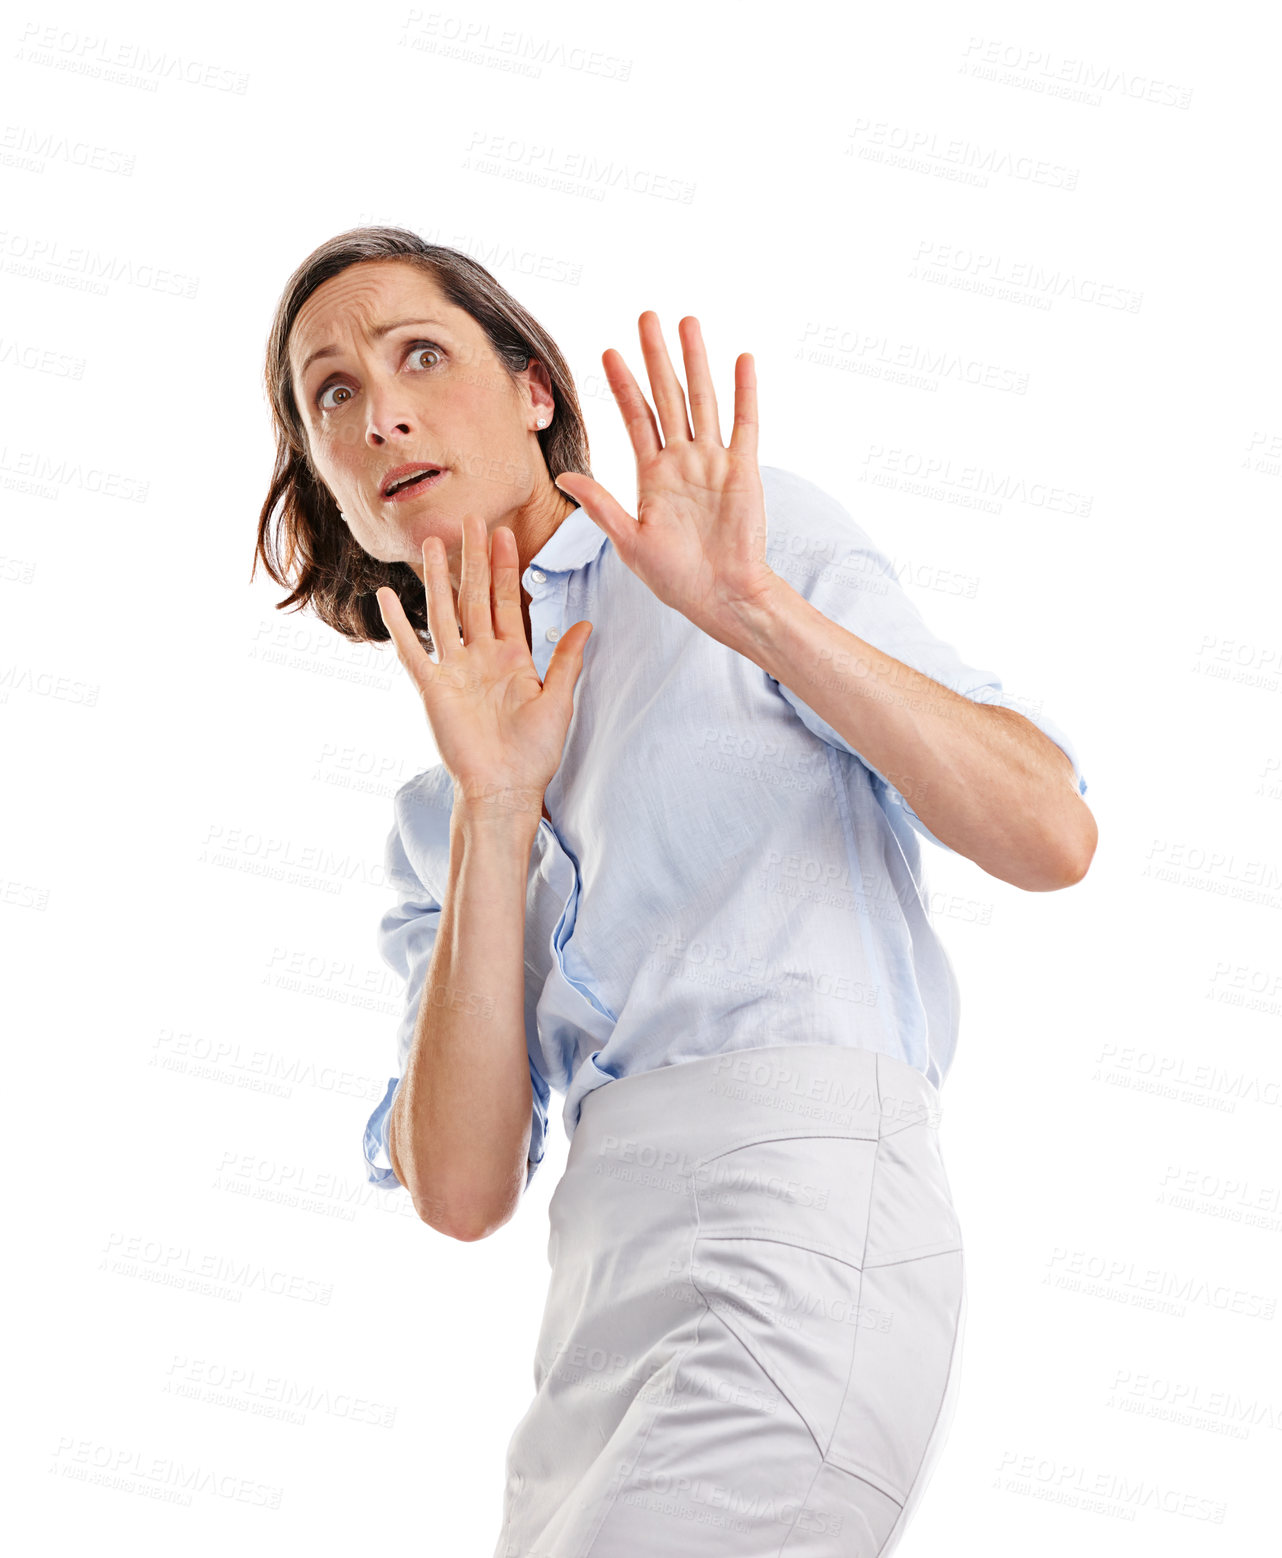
top-left (375, 514), bottom-right (592, 824)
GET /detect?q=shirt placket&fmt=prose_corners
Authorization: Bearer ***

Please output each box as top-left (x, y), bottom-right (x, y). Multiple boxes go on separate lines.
top-left (523, 563), bottom-right (567, 685)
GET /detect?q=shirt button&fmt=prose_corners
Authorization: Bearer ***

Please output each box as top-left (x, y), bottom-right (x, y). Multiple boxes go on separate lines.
top-left (529, 569), bottom-right (546, 584)
top-left (545, 627), bottom-right (560, 642)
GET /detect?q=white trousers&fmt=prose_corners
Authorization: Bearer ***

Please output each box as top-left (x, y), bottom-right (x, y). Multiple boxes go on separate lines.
top-left (494, 1044), bottom-right (966, 1557)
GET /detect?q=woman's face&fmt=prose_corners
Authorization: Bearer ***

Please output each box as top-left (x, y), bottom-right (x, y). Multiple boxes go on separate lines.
top-left (288, 259), bottom-right (566, 584)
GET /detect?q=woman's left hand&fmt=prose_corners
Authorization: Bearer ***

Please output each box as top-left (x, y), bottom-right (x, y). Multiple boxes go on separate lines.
top-left (553, 313), bottom-right (780, 647)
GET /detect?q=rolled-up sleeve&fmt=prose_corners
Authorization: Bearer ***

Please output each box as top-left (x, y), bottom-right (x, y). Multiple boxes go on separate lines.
top-left (362, 815), bottom-right (443, 1188)
top-left (525, 1054), bottom-right (550, 1191)
top-left (362, 795), bottom-right (552, 1195)
top-left (761, 467), bottom-right (1088, 853)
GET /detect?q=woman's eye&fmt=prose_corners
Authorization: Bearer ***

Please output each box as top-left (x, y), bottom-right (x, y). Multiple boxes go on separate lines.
top-left (315, 343), bottom-right (443, 411)
top-left (317, 383), bottom-right (352, 411)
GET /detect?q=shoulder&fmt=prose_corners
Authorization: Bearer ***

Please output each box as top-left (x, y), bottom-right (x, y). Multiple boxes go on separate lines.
top-left (759, 465), bottom-right (894, 592)
top-left (759, 463), bottom-right (842, 517)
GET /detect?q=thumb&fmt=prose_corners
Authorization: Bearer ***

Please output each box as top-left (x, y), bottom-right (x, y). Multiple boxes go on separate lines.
top-left (554, 473), bottom-right (633, 561)
top-left (541, 618), bottom-right (593, 706)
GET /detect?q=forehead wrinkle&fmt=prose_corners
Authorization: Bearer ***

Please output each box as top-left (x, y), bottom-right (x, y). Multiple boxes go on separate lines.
top-left (290, 263), bottom-right (452, 385)
top-left (298, 317), bottom-right (448, 379)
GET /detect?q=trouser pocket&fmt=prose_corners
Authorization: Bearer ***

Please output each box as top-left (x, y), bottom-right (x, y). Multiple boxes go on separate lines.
top-left (689, 1129), bottom-right (964, 1506)
top-left (689, 1133), bottom-right (880, 1456)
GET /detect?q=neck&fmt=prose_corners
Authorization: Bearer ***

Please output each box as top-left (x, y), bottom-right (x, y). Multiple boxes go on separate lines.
top-left (516, 481), bottom-right (580, 575)
top-left (517, 480), bottom-right (579, 645)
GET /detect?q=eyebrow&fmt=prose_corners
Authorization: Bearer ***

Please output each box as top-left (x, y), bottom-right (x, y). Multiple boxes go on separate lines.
top-left (297, 318), bottom-right (448, 380)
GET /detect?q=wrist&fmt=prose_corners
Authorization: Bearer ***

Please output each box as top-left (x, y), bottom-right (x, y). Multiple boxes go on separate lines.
top-left (451, 779), bottom-right (544, 835)
top-left (717, 569), bottom-right (798, 668)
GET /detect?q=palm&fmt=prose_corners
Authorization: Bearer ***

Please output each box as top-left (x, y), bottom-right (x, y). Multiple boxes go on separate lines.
top-left (426, 635), bottom-right (567, 794)
top-left (377, 519), bottom-right (591, 820)
top-left (554, 314), bottom-right (777, 644)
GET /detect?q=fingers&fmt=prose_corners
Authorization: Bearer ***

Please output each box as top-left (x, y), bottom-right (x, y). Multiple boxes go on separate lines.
top-left (457, 512), bottom-right (494, 644)
top-left (602, 346), bottom-right (662, 462)
top-left (540, 618), bottom-right (592, 705)
top-left (729, 351), bottom-right (758, 459)
top-left (419, 534), bottom-right (461, 663)
top-left (489, 525), bottom-right (525, 643)
top-left (678, 316), bottom-right (721, 443)
top-left (605, 312), bottom-right (721, 455)
top-left (375, 583), bottom-right (435, 694)
top-left (637, 310), bottom-right (693, 444)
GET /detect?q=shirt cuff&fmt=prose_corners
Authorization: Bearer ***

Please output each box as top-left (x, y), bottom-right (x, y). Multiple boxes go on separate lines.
top-left (968, 686), bottom-right (1088, 797)
top-left (362, 1076), bottom-right (404, 1189)
top-left (524, 1104), bottom-right (547, 1192)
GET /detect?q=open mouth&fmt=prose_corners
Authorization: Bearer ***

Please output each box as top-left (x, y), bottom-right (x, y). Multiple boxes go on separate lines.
top-left (381, 466), bottom-right (446, 501)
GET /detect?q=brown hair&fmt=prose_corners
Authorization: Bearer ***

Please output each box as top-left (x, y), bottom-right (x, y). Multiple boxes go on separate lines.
top-left (253, 227), bottom-right (592, 647)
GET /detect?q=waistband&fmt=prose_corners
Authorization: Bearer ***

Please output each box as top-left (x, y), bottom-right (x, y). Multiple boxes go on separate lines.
top-left (574, 1045), bottom-right (942, 1174)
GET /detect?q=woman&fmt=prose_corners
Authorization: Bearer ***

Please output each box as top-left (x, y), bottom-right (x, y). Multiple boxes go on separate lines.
top-left (255, 227), bottom-right (1096, 1556)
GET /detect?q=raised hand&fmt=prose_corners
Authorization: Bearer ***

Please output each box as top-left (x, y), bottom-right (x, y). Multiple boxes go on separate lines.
top-left (551, 313), bottom-right (779, 648)
top-left (376, 516), bottom-right (592, 822)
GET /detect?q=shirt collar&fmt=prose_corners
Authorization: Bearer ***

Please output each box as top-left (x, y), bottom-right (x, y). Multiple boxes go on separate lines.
top-left (527, 501), bottom-right (609, 576)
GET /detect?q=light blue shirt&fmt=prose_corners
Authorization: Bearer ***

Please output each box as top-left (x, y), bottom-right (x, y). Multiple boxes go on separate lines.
top-left (362, 465), bottom-right (1087, 1193)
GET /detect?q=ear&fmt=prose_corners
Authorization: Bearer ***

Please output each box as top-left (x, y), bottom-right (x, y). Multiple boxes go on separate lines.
top-left (522, 355), bottom-right (557, 425)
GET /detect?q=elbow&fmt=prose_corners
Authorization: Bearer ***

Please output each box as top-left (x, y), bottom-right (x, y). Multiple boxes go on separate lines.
top-left (421, 1208), bottom-right (484, 1241)
top-left (442, 1223), bottom-right (490, 1243)
top-left (408, 1162), bottom-right (522, 1241)
top-left (425, 1196), bottom-right (518, 1243)
top-left (403, 1179), bottom-right (513, 1240)
top-left (999, 803), bottom-right (1096, 892)
top-left (1037, 804), bottom-right (1098, 891)
top-left (388, 1103), bottom-right (502, 1237)
top-left (440, 1220), bottom-right (503, 1243)
top-left (390, 1101), bottom-right (528, 1239)
top-left (1059, 803), bottom-right (1098, 887)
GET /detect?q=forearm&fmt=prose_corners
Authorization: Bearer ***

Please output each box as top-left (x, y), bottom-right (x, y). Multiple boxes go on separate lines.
top-left (724, 576), bottom-right (1096, 889)
top-left (389, 794), bottom-right (540, 1238)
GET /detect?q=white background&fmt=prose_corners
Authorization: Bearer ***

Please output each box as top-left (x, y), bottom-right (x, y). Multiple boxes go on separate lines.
top-left (4, 1), bottom-right (1280, 1552)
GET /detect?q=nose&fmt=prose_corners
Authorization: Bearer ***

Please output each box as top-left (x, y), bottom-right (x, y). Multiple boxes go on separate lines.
top-left (363, 383), bottom-right (416, 446)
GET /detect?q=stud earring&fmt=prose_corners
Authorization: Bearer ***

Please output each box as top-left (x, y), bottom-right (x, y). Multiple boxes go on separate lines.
top-left (536, 417), bottom-right (546, 428)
